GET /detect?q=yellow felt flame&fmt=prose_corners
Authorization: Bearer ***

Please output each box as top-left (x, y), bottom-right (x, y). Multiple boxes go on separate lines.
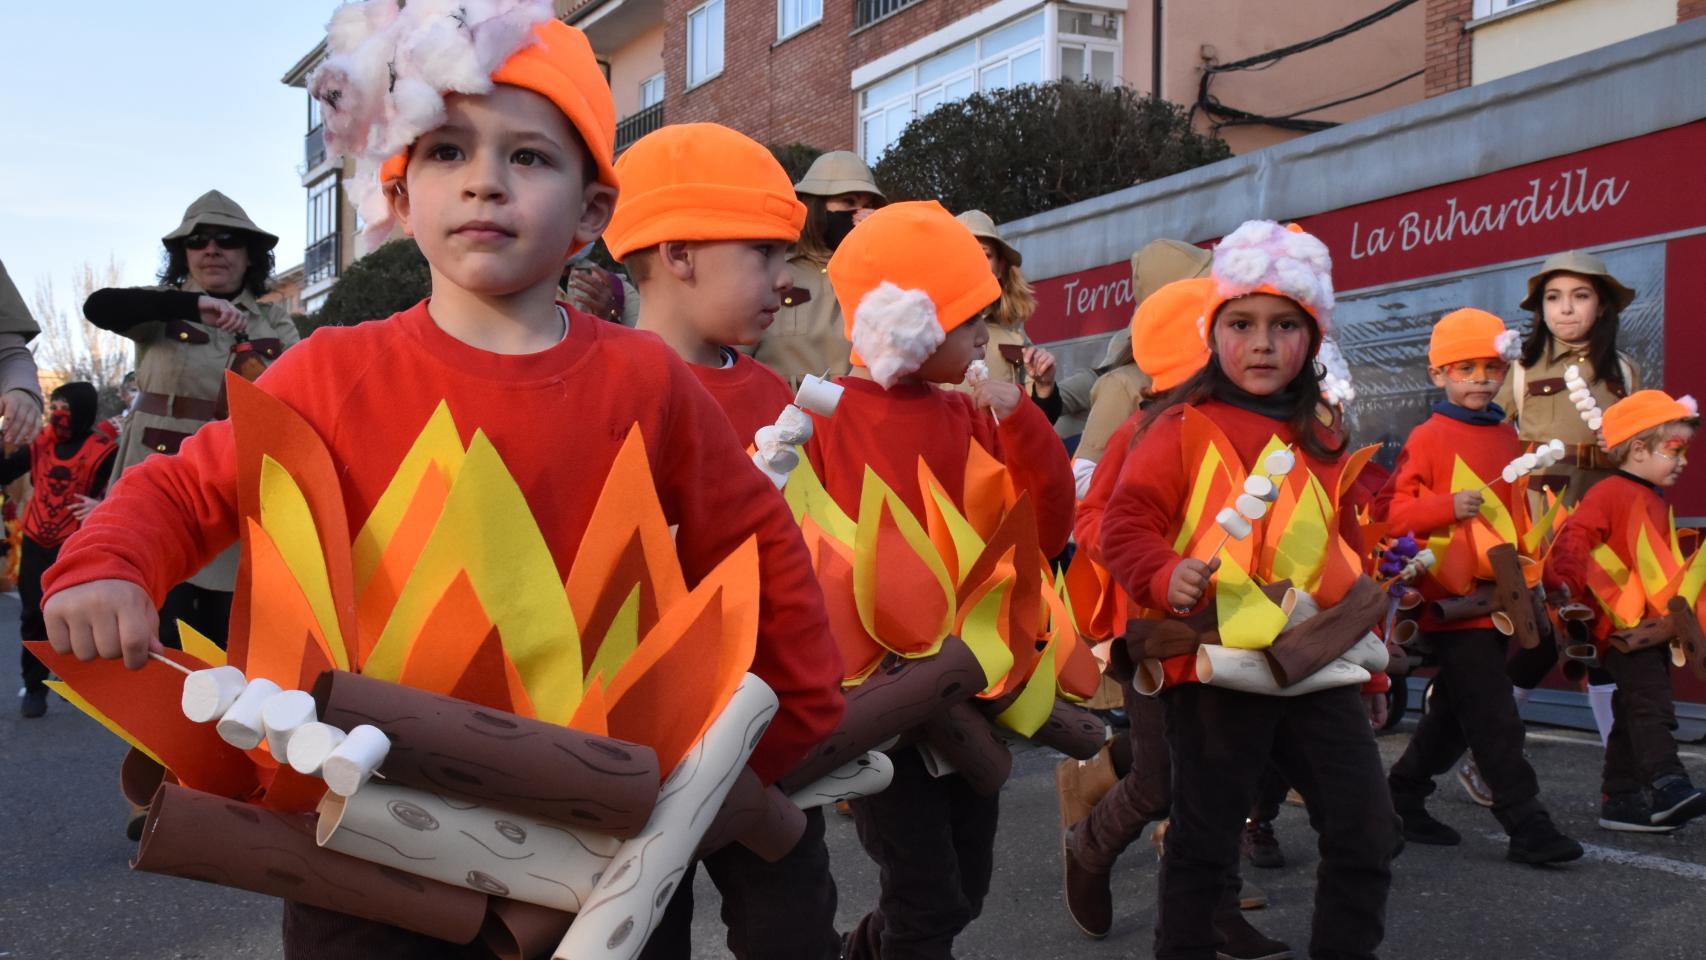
top-left (1215, 550), bottom-right (1290, 650)
top-left (258, 455), bottom-right (349, 671)
top-left (584, 585), bottom-right (641, 689)
top-left (1635, 524), bottom-right (1675, 606)
top-left (351, 402), bottom-right (466, 595)
top-left (1452, 457), bottom-right (1518, 545)
top-left (995, 630), bottom-right (1058, 737)
top-left (177, 621), bottom-right (225, 668)
top-left (364, 431), bottom-right (582, 723)
top-left (957, 574), bottom-right (1019, 691)
top-left (922, 464), bottom-right (988, 583)
top-left (1523, 490), bottom-right (1567, 554)
top-left (1590, 543), bottom-right (1647, 629)
top-left (1174, 444), bottom-right (1231, 555)
top-left (1268, 472), bottom-right (1331, 592)
top-left (1676, 549), bottom-right (1706, 607)
top-left (784, 454), bottom-right (857, 546)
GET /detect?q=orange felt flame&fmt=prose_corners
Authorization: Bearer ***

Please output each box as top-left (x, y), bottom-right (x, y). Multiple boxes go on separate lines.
top-left (803, 517), bottom-right (886, 681)
top-left (863, 494), bottom-right (953, 655)
top-left (241, 519), bottom-right (337, 692)
top-left (355, 462), bottom-right (450, 665)
top-left (962, 440), bottom-right (1017, 539)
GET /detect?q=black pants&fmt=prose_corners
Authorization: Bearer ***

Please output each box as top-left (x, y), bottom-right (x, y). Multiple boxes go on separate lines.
top-left (642, 806), bottom-right (840, 960)
top-left (18, 538), bottom-right (58, 689)
top-left (1075, 680), bottom-right (1170, 873)
top-left (1158, 683), bottom-right (1393, 960)
top-left (158, 582), bottom-right (233, 651)
top-left (1600, 647), bottom-right (1686, 796)
top-left (1507, 631), bottom-right (1613, 688)
top-left (1251, 765), bottom-right (1292, 825)
top-left (282, 904), bottom-right (469, 959)
top-left (845, 746), bottom-right (1000, 960)
top-left (1390, 629), bottom-right (1544, 831)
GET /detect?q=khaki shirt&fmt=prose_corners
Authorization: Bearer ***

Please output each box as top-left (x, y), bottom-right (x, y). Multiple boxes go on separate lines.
top-left (1493, 340), bottom-right (1638, 506)
top-left (1054, 368), bottom-right (1096, 440)
top-left (1076, 364), bottom-right (1150, 464)
top-left (752, 253), bottom-right (850, 390)
top-left (115, 284), bottom-right (300, 589)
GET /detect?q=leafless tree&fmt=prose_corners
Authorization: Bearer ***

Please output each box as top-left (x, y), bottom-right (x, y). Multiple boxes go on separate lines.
top-left (31, 258), bottom-right (135, 409)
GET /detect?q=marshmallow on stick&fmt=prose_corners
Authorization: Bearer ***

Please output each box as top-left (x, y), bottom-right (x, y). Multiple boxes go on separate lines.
top-left (1493, 438), bottom-right (1567, 487)
top-left (1207, 447), bottom-right (1297, 558)
top-left (1564, 365), bottom-right (1604, 432)
top-left (754, 382), bottom-right (843, 488)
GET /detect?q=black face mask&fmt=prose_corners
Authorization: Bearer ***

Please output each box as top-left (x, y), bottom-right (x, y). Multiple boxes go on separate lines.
top-left (824, 210), bottom-right (857, 250)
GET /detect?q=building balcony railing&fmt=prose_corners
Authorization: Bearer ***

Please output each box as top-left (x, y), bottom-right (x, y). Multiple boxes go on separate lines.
top-left (306, 234), bottom-right (339, 286)
top-left (614, 102), bottom-right (664, 154)
top-left (305, 125), bottom-right (327, 171)
top-left (855, 0), bottom-right (920, 29)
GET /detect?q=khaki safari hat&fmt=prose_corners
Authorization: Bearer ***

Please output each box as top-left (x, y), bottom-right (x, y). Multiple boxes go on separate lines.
top-left (162, 190), bottom-right (279, 251)
top-left (1131, 238), bottom-right (1213, 304)
top-left (955, 209), bottom-right (1022, 268)
top-left (794, 151), bottom-right (886, 200)
top-left (1518, 250), bottom-right (1635, 313)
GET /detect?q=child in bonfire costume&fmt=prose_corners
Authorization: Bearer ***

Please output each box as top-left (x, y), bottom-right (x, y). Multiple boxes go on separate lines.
top-left (603, 121), bottom-right (842, 960)
top-left (802, 201), bottom-right (1077, 958)
top-left (1374, 308), bottom-right (1582, 863)
top-left (1062, 278), bottom-right (1290, 960)
top-left (4, 382), bottom-right (116, 718)
top-left (1100, 221), bottom-right (1397, 960)
top-left (37, 4), bottom-right (844, 958)
top-left (1544, 389), bottom-right (1706, 833)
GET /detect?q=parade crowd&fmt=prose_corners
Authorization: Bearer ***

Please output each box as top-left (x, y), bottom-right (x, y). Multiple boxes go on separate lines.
top-left (9, 3), bottom-right (1706, 960)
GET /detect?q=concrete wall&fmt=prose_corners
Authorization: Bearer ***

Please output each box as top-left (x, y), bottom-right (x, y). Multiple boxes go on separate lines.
top-left (1471, 0), bottom-right (1676, 85)
top-left (608, 23), bottom-right (665, 119)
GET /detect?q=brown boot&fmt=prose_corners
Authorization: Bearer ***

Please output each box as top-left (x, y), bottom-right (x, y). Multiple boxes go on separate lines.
top-left (1055, 743), bottom-right (1118, 836)
top-left (1062, 822), bottom-right (1112, 938)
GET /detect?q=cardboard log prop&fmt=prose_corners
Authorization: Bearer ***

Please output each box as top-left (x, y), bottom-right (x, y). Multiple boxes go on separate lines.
top-left (1027, 699), bottom-right (1105, 760)
top-left (120, 747), bottom-right (169, 809)
top-left (554, 675), bottom-right (777, 960)
top-left (777, 635), bottom-right (983, 794)
top-left (135, 782), bottom-right (487, 943)
top-left (1608, 597), bottom-right (1706, 678)
top-left (311, 670), bottom-right (660, 837)
top-left (1123, 582), bottom-right (1294, 661)
top-left (315, 782), bottom-right (621, 912)
top-left (1263, 577), bottom-right (1387, 688)
top-left (917, 700), bottom-right (1012, 796)
top-left (1196, 644), bottom-right (1371, 696)
top-left (481, 899), bottom-right (574, 960)
top-left (1488, 544), bottom-right (1544, 650)
top-left (788, 751), bottom-right (896, 810)
top-left (1429, 584), bottom-right (1497, 625)
top-left (694, 766), bottom-right (806, 862)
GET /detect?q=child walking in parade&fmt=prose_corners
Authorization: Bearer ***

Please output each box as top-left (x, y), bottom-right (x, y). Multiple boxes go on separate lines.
top-left (1064, 276), bottom-right (1292, 960)
top-left (1375, 308), bottom-right (1583, 864)
top-left (7, 382), bottom-right (116, 718)
top-left (39, 6), bottom-right (844, 957)
top-left (1099, 221), bottom-right (1396, 960)
top-left (604, 120), bottom-right (842, 960)
top-left (1545, 389), bottom-right (1706, 832)
top-left (803, 200), bottom-right (1076, 959)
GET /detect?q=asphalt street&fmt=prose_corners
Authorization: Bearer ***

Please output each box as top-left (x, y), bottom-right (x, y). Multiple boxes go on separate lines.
top-left (3, 591), bottom-right (1705, 959)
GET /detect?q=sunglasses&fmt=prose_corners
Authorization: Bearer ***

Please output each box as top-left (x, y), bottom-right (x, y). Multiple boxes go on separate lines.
top-left (1439, 359), bottom-right (1510, 383)
top-left (183, 231), bottom-right (246, 251)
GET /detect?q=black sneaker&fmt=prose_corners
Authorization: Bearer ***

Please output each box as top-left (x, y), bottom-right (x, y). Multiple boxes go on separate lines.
top-left (19, 685), bottom-right (46, 719)
top-left (1242, 819), bottom-right (1285, 869)
top-left (1599, 792), bottom-right (1675, 833)
top-left (1506, 811), bottom-right (1583, 865)
top-left (1214, 910), bottom-right (1294, 960)
top-left (1650, 776), bottom-right (1706, 827)
top-left (1395, 800), bottom-right (1461, 846)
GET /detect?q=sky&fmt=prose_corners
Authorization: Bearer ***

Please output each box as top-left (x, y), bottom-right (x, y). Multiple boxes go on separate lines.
top-left (1, 3), bottom-right (334, 307)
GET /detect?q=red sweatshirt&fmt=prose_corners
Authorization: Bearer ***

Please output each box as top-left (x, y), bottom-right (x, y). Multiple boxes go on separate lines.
top-left (44, 301), bottom-right (844, 783)
top-left (690, 351), bottom-right (797, 446)
top-left (804, 378), bottom-right (1076, 558)
top-left (1099, 399), bottom-right (1375, 690)
top-left (1373, 409), bottom-right (1524, 632)
top-left (1545, 472), bottom-right (1670, 646)
top-left (1075, 413), bottom-right (1141, 563)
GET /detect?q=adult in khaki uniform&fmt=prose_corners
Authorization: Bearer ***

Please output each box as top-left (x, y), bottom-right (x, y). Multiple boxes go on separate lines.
top-left (953, 210), bottom-right (1061, 422)
top-left (0, 259), bottom-right (46, 446)
top-left (82, 191), bottom-right (299, 652)
top-left (752, 152), bottom-right (884, 389)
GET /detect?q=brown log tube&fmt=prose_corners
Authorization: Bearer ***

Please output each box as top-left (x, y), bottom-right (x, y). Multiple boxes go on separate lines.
top-left (1608, 614), bottom-right (1678, 654)
top-left (1264, 577), bottom-right (1387, 688)
top-left (1489, 544), bottom-right (1544, 650)
top-left (694, 766), bottom-right (807, 862)
top-left (1668, 595), bottom-right (1706, 681)
top-left (1027, 699), bottom-right (1105, 760)
top-left (777, 635), bottom-right (984, 795)
top-left (479, 899), bottom-right (574, 960)
top-left (134, 782), bottom-right (487, 943)
top-left (919, 700), bottom-right (1012, 796)
top-left (310, 670), bottom-right (660, 838)
top-left (1428, 584), bottom-right (1498, 625)
top-left (1124, 581), bottom-right (1293, 661)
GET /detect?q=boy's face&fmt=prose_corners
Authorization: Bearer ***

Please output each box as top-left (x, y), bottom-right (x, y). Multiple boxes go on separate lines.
top-left (1428, 357), bottom-right (1509, 411)
top-left (394, 87), bottom-right (616, 300)
top-left (658, 239), bottom-right (792, 348)
top-left (914, 316), bottom-right (990, 384)
top-left (1212, 294), bottom-right (1312, 397)
top-left (1624, 423), bottom-right (1693, 488)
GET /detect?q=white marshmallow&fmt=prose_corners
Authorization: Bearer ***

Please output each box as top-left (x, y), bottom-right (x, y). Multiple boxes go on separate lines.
top-left (1235, 493), bottom-right (1269, 520)
top-left (1502, 465), bottom-right (1520, 484)
top-left (181, 666), bottom-right (248, 724)
top-left (795, 375), bottom-right (845, 418)
top-left (1574, 397), bottom-right (1598, 412)
top-left (1516, 453), bottom-right (1538, 472)
top-left (323, 724), bottom-right (392, 797)
top-left (1216, 507), bottom-right (1252, 540)
top-left (1588, 415), bottom-right (1603, 431)
top-left (771, 405), bottom-right (814, 445)
top-left (1414, 549), bottom-right (1436, 570)
top-left (287, 722), bottom-right (349, 777)
top-left (1263, 449), bottom-right (1297, 477)
top-left (261, 689), bottom-right (319, 761)
top-left (1244, 475), bottom-right (1278, 501)
top-left (1548, 438), bottom-right (1567, 457)
top-left (215, 678), bottom-right (283, 752)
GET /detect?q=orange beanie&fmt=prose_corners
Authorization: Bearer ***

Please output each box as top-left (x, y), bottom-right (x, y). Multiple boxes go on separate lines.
top-left (829, 201), bottom-right (1000, 387)
top-left (377, 19), bottom-right (616, 191)
top-left (604, 123), bottom-right (805, 261)
top-left (1601, 390), bottom-right (1700, 449)
top-left (1428, 308), bottom-right (1522, 368)
top-left (1130, 277), bottom-right (1213, 392)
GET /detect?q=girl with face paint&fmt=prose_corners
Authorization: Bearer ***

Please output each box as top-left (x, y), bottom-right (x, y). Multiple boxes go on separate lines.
top-left (0, 382), bottom-right (117, 718)
top-left (1099, 221), bottom-right (1397, 960)
top-left (750, 151), bottom-right (887, 389)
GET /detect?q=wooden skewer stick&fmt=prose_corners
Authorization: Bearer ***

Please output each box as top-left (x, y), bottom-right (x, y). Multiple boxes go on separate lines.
top-left (149, 652), bottom-right (194, 676)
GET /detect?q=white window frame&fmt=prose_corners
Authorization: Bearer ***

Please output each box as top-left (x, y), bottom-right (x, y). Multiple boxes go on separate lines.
top-left (1471, 0), bottom-right (1543, 18)
top-left (777, 0), bottom-right (823, 41)
top-left (640, 73), bottom-right (665, 108)
top-left (686, 0), bottom-right (725, 89)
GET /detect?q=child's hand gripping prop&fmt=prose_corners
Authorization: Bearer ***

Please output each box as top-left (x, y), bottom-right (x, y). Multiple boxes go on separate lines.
top-left (752, 375), bottom-right (843, 488)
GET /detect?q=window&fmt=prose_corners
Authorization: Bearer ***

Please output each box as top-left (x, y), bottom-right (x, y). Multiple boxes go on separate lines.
top-left (687, 0), bottom-right (724, 88)
top-left (640, 73), bottom-right (665, 108)
top-left (306, 179), bottom-right (340, 285)
top-left (778, 0), bottom-right (822, 39)
top-left (1472, 0), bottom-right (1543, 17)
top-left (307, 89), bottom-right (322, 133)
top-left (858, 7), bottom-right (1119, 165)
